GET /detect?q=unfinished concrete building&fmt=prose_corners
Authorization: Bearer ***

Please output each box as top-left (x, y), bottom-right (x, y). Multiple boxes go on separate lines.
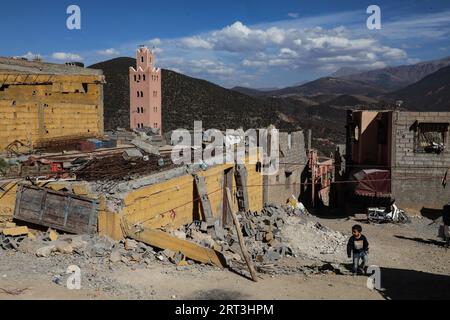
top-left (346, 110), bottom-right (450, 210)
top-left (0, 57), bottom-right (105, 152)
top-left (263, 131), bottom-right (307, 205)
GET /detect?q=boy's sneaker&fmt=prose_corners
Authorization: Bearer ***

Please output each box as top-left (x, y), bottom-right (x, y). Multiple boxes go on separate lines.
top-left (362, 266), bottom-right (369, 275)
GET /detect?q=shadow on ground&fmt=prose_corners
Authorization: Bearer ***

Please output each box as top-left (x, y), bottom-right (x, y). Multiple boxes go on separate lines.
top-left (379, 267), bottom-right (450, 300)
top-left (394, 235), bottom-right (448, 248)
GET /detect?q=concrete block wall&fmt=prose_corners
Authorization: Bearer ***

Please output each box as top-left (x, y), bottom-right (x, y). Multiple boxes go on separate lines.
top-left (266, 131), bottom-right (307, 205)
top-left (392, 111), bottom-right (450, 210)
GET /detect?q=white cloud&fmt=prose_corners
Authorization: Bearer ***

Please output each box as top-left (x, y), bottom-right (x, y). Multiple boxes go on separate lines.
top-left (98, 9), bottom-right (450, 88)
top-left (97, 48), bottom-right (120, 56)
top-left (188, 59), bottom-right (235, 75)
top-left (52, 52), bottom-right (83, 61)
top-left (279, 48), bottom-right (298, 58)
top-left (288, 13), bottom-right (299, 19)
top-left (179, 36), bottom-right (214, 49)
top-left (147, 38), bottom-right (162, 46)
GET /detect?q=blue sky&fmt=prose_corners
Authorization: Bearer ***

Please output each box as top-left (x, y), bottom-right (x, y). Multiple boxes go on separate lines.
top-left (1, 0), bottom-right (450, 88)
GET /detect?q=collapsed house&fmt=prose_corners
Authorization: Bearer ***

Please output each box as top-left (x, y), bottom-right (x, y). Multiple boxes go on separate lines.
top-left (346, 110), bottom-right (450, 210)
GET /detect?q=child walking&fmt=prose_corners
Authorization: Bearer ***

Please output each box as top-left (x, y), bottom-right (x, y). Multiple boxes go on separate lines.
top-left (347, 225), bottom-right (370, 275)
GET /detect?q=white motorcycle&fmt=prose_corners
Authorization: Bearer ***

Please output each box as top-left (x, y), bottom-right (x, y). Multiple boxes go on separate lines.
top-left (367, 200), bottom-right (410, 224)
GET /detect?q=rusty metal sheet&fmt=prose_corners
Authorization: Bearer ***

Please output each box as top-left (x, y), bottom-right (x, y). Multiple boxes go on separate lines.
top-left (14, 185), bottom-right (98, 234)
top-left (353, 169), bottom-right (391, 198)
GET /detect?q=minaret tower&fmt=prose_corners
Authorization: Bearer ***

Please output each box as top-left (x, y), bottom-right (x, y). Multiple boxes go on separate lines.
top-left (129, 46), bottom-right (162, 133)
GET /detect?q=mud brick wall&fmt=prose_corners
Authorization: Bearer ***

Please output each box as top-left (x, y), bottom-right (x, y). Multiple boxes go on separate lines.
top-left (392, 112), bottom-right (450, 210)
top-left (0, 73), bottom-right (104, 151)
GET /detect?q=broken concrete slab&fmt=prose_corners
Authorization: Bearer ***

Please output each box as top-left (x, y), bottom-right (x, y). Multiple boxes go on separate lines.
top-left (110, 250), bottom-right (122, 263)
top-left (36, 245), bottom-right (56, 257)
top-left (55, 242), bottom-right (74, 254)
top-left (130, 139), bottom-right (160, 156)
top-left (125, 239), bottom-right (139, 251)
top-left (122, 148), bottom-right (144, 161)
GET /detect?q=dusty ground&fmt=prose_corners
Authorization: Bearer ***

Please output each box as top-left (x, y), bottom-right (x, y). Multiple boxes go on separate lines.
top-left (0, 214), bottom-right (448, 300)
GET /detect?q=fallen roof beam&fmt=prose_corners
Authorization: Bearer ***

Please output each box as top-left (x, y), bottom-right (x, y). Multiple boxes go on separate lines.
top-left (123, 222), bottom-right (226, 268)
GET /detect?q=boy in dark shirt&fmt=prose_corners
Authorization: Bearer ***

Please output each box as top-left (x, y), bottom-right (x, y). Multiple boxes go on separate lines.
top-left (347, 225), bottom-right (369, 275)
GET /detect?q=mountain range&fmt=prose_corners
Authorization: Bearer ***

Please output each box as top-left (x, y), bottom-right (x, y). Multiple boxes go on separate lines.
top-left (234, 56), bottom-right (450, 97)
top-left (388, 65), bottom-right (450, 111)
top-left (89, 55), bottom-right (450, 154)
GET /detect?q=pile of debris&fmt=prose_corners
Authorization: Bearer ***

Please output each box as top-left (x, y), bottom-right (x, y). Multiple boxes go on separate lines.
top-left (167, 204), bottom-right (311, 268)
top-left (1, 203), bottom-right (349, 279)
top-left (0, 224), bottom-right (31, 251)
top-left (282, 217), bottom-right (348, 263)
top-left (0, 224), bottom-right (199, 272)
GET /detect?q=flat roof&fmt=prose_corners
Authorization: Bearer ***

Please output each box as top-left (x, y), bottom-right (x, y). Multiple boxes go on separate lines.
top-left (0, 57), bottom-right (102, 76)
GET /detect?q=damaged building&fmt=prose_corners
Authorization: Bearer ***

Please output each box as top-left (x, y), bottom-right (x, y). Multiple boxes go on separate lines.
top-left (263, 131), bottom-right (308, 205)
top-left (346, 110), bottom-right (450, 210)
top-left (0, 57), bottom-right (105, 151)
top-left (0, 55), bottom-right (323, 274)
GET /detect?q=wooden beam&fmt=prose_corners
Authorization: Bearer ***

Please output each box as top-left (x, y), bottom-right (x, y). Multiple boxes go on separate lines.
top-left (226, 187), bottom-right (258, 282)
top-left (122, 220), bottom-right (226, 268)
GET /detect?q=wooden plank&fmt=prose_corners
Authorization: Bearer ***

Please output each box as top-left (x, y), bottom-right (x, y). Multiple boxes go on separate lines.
top-left (226, 187), bottom-right (258, 282)
top-left (194, 175), bottom-right (214, 223)
top-left (123, 220), bottom-right (226, 268)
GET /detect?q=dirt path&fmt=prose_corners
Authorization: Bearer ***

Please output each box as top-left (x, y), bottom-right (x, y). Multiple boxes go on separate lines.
top-left (0, 215), bottom-right (448, 300)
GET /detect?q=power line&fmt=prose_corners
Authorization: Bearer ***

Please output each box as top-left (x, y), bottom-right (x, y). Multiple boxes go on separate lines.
top-left (131, 175), bottom-right (446, 227)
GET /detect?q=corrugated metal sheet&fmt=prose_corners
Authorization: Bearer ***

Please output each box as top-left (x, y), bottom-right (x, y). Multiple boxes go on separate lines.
top-left (14, 185), bottom-right (98, 234)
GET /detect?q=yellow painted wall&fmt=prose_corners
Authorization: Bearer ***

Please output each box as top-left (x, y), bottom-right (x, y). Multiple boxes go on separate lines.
top-left (121, 161), bottom-right (264, 233)
top-left (0, 180), bottom-right (19, 222)
top-left (98, 195), bottom-right (123, 241)
top-left (0, 74), bottom-right (104, 151)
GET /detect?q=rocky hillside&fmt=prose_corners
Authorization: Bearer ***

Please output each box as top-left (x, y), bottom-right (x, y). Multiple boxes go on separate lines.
top-left (339, 56), bottom-right (450, 91)
top-left (387, 66), bottom-right (450, 111)
top-left (245, 77), bottom-right (387, 98)
top-left (89, 58), bottom-right (299, 133)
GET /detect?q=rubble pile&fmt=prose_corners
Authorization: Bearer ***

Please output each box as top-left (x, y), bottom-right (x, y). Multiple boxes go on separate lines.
top-left (169, 204), bottom-right (310, 267)
top-left (0, 225), bottom-right (201, 272)
top-left (1, 203), bottom-right (349, 278)
top-left (282, 217), bottom-right (348, 263)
